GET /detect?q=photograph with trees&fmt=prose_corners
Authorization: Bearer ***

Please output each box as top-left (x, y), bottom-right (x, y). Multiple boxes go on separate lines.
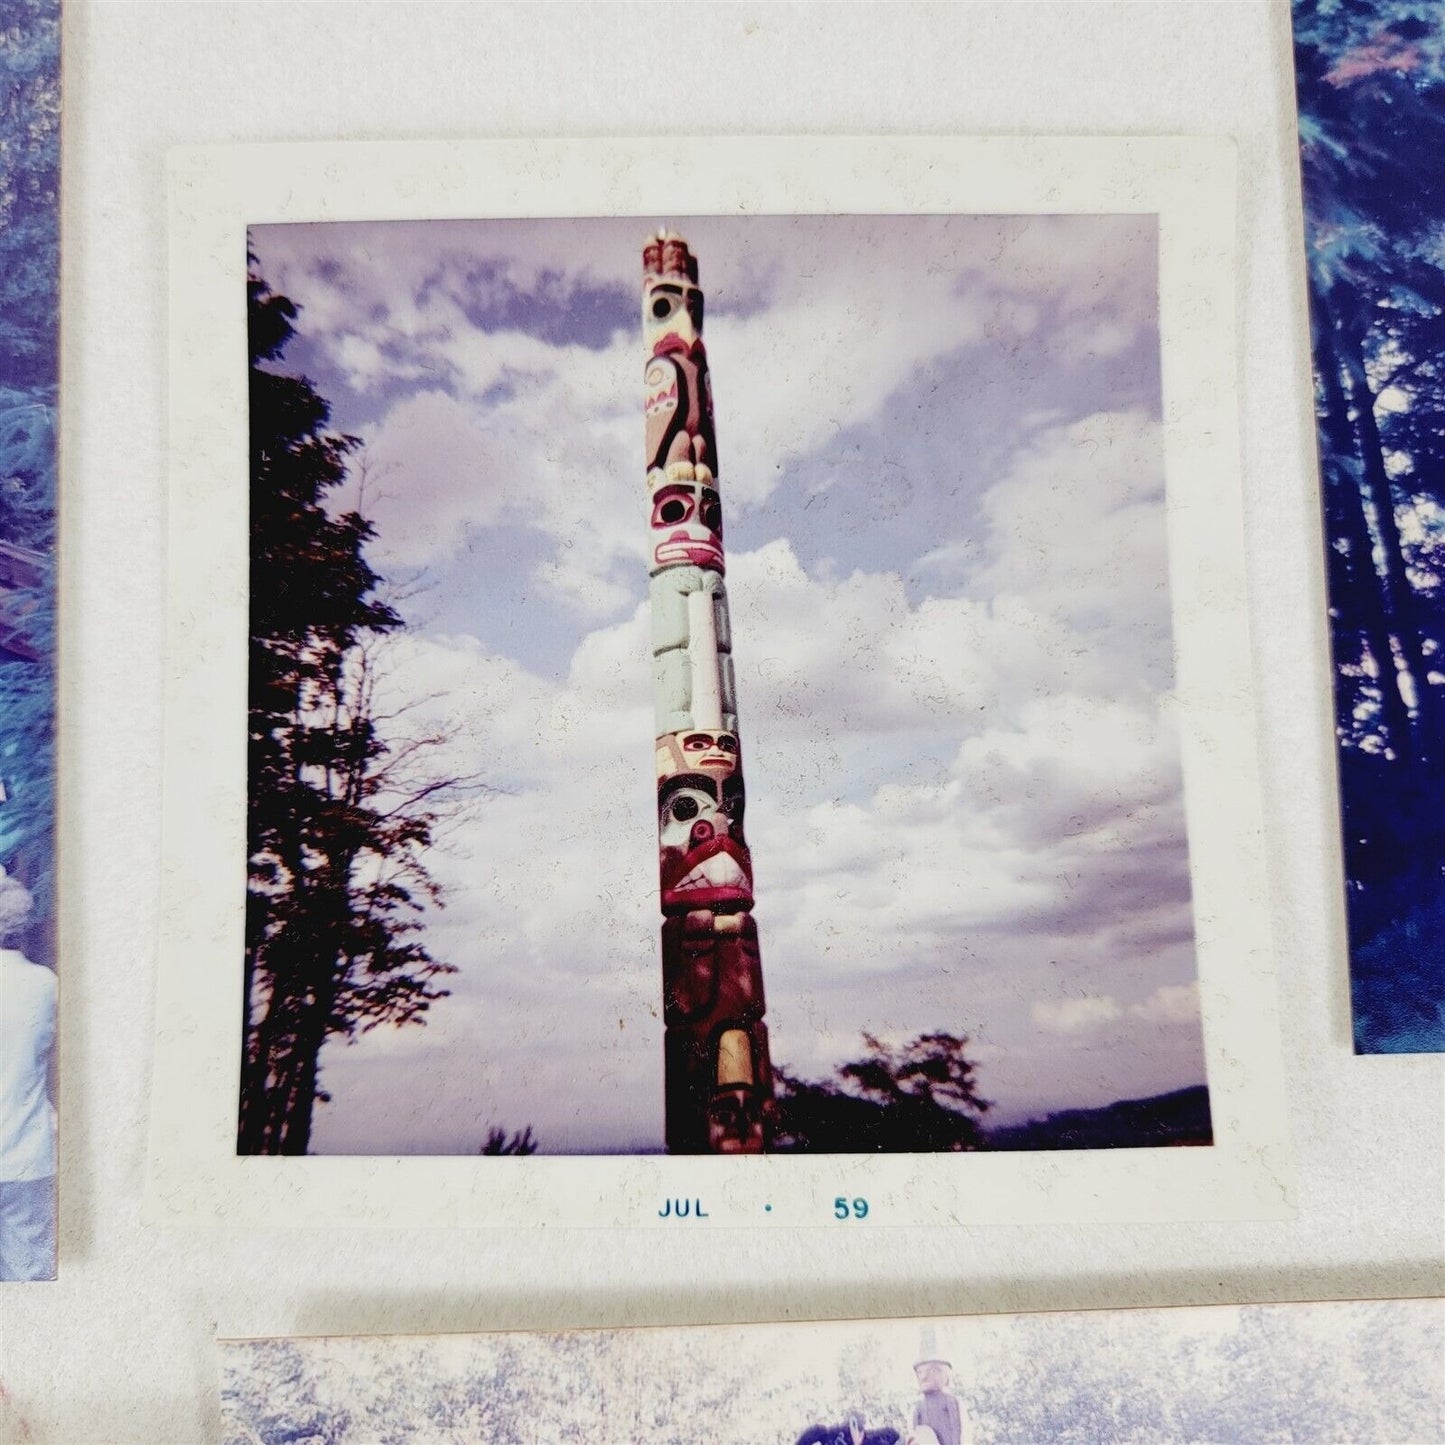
top-left (0, 0), bottom-right (60, 1282)
top-left (239, 211), bottom-right (1212, 1157)
top-left (1293, 0), bottom-right (1445, 1051)
top-left (219, 1300), bottom-right (1443, 1444)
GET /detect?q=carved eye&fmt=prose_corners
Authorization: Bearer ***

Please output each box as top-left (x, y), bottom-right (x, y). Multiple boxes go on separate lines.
top-left (657, 497), bottom-right (689, 525)
top-left (700, 490), bottom-right (721, 532)
top-left (671, 795), bottom-right (700, 822)
top-left (652, 295), bottom-right (676, 320)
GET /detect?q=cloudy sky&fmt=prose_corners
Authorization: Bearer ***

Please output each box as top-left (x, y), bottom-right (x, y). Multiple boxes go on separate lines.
top-left (249, 212), bottom-right (1206, 1154)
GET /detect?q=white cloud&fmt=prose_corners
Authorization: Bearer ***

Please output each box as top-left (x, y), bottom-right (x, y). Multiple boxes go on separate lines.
top-left (257, 215), bottom-right (1160, 604)
top-left (1031, 995), bottom-right (1124, 1034)
top-left (1130, 981), bottom-right (1201, 1025)
top-left (704, 272), bottom-right (993, 510)
top-left (972, 407), bottom-right (1168, 643)
top-left (340, 362), bottom-right (641, 616)
top-left (314, 479), bottom-right (1199, 1148)
top-left (726, 539), bottom-right (993, 734)
top-left (342, 389), bottom-right (512, 563)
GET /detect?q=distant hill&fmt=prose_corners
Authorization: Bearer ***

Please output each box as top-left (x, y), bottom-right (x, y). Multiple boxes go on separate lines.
top-left (985, 1084), bottom-right (1212, 1151)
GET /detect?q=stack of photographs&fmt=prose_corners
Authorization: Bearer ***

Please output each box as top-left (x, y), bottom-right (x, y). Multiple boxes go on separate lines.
top-left (1, 2), bottom-right (1437, 1433)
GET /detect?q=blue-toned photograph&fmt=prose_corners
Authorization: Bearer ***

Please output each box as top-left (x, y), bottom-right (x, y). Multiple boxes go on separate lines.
top-left (1294, 0), bottom-right (1445, 1051)
top-left (0, 0), bottom-right (59, 1281)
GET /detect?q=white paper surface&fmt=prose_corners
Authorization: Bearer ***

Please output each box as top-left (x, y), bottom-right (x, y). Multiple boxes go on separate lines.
top-left (1, 3), bottom-right (1440, 1442)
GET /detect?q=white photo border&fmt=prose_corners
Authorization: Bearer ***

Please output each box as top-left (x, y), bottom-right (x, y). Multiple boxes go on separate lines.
top-left (149, 135), bottom-right (1291, 1228)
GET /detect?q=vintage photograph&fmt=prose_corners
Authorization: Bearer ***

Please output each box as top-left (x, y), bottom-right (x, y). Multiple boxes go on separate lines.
top-left (219, 1299), bottom-right (1444, 1443)
top-left (0, 0), bottom-right (59, 1282)
top-left (240, 211), bottom-right (1211, 1157)
top-left (154, 135), bottom-right (1285, 1225)
top-left (1294, 0), bottom-right (1445, 1051)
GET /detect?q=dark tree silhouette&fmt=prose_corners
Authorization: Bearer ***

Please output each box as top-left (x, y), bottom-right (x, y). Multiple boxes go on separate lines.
top-left (773, 1031), bottom-right (990, 1153)
top-left (480, 1125), bottom-right (538, 1156)
top-left (239, 262), bottom-right (461, 1155)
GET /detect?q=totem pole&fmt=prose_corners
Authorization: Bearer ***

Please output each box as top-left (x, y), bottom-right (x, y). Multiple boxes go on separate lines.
top-left (643, 230), bottom-right (775, 1154)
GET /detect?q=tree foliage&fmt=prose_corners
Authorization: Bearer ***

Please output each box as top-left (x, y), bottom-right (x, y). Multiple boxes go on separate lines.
top-left (0, 395), bottom-right (55, 878)
top-left (773, 1031), bottom-right (990, 1152)
top-left (1294, 0), bottom-right (1445, 1047)
top-left (0, 0), bottom-right (58, 967)
top-left (239, 263), bottom-right (460, 1155)
top-left (0, 0), bottom-right (60, 392)
top-left (969, 1302), bottom-right (1435, 1444)
top-left (480, 1125), bottom-right (538, 1156)
top-left (221, 1303), bottom-right (1441, 1444)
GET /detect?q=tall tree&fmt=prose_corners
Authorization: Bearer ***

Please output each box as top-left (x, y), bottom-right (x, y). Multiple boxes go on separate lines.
top-left (240, 263), bottom-right (457, 1154)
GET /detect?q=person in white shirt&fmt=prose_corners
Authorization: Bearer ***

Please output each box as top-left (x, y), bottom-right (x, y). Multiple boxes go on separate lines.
top-left (0, 868), bottom-right (56, 1280)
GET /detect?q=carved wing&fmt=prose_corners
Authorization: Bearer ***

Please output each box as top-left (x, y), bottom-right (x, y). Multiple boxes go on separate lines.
top-left (645, 355), bottom-right (683, 473)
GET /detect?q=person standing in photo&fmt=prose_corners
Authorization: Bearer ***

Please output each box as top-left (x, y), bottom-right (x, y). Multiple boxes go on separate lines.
top-left (0, 869), bottom-right (56, 1280)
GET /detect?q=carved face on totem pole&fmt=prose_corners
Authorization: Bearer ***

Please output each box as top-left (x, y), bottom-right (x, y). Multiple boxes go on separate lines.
top-left (914, 1360), bottom-right (952, 1395)
top-left (644, 275), bottom-right (703, 356)
top-left (657, 771), bottom-right (752, 913)
top-left (707, 1087), bottom-right (766, 1153)
top-left (656, 728), bottom-right (740, 784)
top-left (644, 233), bottom-right (718, 485)
top-left (648, 477), bottom-right (723, 572)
